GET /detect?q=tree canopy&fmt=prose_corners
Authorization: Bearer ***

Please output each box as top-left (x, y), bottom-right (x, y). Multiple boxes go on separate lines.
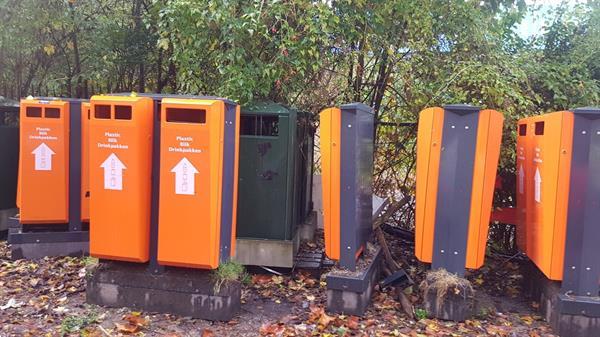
top-left (1, 0), bottom-right (598, 227)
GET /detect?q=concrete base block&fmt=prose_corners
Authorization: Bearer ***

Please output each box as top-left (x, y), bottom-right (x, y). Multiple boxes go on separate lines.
top-left (523, 262), bottom-right (600, 337)
top-left (235, 234), bottom-right (300, 268)
top-left (423, 285), bottom-right (475, 321)
top-left (326, 247), bottom-right (382, 316)
top-left (235, 212), bottom-right (317, 268)
top-left (421, 270), bottom-right (475, 321)
top-left (86, 262), bottom-right (241, 321)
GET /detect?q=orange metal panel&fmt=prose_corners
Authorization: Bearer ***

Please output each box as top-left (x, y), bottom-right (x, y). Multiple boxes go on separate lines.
top-left (517, 112), bottom-right (573, 280)
top-left (550, 112), bottom-right (573, 280)
top-left (89, 95), bottom-right (154, 263)
top-left (81, 102), bottom-right (90, 222)
top-left (18, 99), bottom-right (70, 223)
top-left (415, 107), bottom-right (444, 263)
top-left (465, 109), bottom-right (504, 269)
top-left (320, 107), bottom-right (341, 261)
top-left (157, 99), bottom-right (227, 269)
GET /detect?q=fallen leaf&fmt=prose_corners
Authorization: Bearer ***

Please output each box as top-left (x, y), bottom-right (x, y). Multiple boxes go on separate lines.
top-left (124, 313), bottom-right (149, 327)
top-left (201, 329), bottom-right (216, 337)
top-left (115, 322), bottom-right (140, 334)
top-left (318, 312), bottom-right (335, 330)
top-left (252, 275), bottom-right (273, 285)
top-left (346, 316), bottom-right (360, 330)
top-left (259, 323), bottom-right (285, 335)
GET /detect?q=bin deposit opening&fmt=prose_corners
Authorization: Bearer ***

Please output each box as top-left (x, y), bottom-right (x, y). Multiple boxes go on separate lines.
top-left (535, 121), bottom-right (545, 135)
top-left (45, 108), bottom-right (61, 119)
top-left (241, 115), bottom-right (279, 137)
top-left (519, 124), bottom-right (527, 136)
top-left (26, 107), bottom-right (42, 118)
top-left (166, 108), bottom-right (206, 124)
top-left (95, 105), bottom-right (111, 119)
top-left (115, 106), bottom-right (132, 120)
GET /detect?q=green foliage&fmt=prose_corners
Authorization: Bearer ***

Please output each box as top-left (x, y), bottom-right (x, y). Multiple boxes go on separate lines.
top-left (415, 308), bottom-right (428, 320)
top-left (0, 0), bottom-right (599, 237)
top-left (60, 311), bottom-right (98, 335)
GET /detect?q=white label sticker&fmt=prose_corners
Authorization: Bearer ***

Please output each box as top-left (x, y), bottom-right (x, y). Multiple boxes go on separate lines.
top-left (171, 157), bottom-right (198, 195)
top-left (32, 142), bottom-right (55, 171)
top-left (534, 167), bottom-right (542, 203)
top-left (101, 153), bottom-right (126, 190)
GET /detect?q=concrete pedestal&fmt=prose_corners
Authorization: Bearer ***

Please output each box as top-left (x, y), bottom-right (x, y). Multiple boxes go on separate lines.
top-left (326, 247), bottom-right (382, 316)
top-left (523, 262), bottom-right (600, 337)
top-left (421, 269), bottom-right (475, 321)
top-left (87, 261), bottom-right (241, 321)
top-left (235, 211), bottom-right (317, 268)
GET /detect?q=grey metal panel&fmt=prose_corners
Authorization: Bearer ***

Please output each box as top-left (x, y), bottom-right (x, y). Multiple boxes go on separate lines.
top-left (431, 105), bottom-right (480, 276)
top-left (219, 102), bottom-right (238, 263)
top-left (148, 99), bottom-right (162, 273)
top-left (562, 108), bottom-right (600, 297)
top-left (287, 109), bottom-right (298, 239)
top-left (355, 105), bottom-right (374, 257)
top-left (68, 101), bottom-right (83, 231)
top-left (339, 103), bottom-right (374, 271)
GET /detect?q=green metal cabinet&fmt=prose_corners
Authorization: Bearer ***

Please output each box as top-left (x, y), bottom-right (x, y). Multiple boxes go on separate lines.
top-left (0, 106), bottom-right (19, 210)
top-left (237, 101), bottom-right (314, 242)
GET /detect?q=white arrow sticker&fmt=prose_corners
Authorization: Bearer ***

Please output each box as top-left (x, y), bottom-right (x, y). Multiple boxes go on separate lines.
top-left (100, 153), bottom-right (126, 191)
top-left (32, 143), bottom-right (55, 171)
top-left (534, 167), bottom-right (542, 203)
top-left (518, 164), bottom-right (525, 194)
top-left (171, 157), bottom-right (199, 195)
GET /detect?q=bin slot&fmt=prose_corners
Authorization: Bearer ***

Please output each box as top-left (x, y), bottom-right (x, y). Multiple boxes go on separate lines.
top-left (260, 115), bottom-right (279, 137)
top-left (535, 121), bottom-right (544, 135)
top-left (26, 107), bottom-right (42, 118)
top-left (241, 115), bottom-right (258, 135)
top-left (166, 108), bottom-right (206, 124)
top-left (95, 105), bottom-right (111, 119)
top-left (45, 108), bottom-right (61, 119)
top-left (115, 105), bottom-right (132, 120)
top-left (519, 124), bottom-right (527, 136)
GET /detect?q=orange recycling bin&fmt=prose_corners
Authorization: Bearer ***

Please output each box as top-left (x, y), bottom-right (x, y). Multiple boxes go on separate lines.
top-left (89, 95), bottom-right (154, 262)
top-left (320, 103), bottom-right (374, 271)
top-left (415, 105), bottom-right (503, 274)
top-left (515, 111), bottom-right (575, 281)
top-left (18, 98), bottom-right (88, 224)
top-left (157, 97), bottom-right (240, 269)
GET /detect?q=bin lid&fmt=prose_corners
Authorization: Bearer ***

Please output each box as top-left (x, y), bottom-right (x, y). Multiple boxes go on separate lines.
top-left (340, 102), bottom-right (374, 115)
top-left (572, 107), bottom-right (600, 116)
top-left (241, 101), bottom-right (295, 115)
top-left (108, 93), bottom-right (237, 106)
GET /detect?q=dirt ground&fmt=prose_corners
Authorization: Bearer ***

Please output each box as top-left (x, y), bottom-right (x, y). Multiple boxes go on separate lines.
top-left (0, 231), bottom-right (557, 337)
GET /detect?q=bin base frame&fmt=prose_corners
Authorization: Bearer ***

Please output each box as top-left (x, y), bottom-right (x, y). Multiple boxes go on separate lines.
top-left (325, 246), bottom-right (382, 316)
top-left (7, 216), bottom-right (89, 260)
top-left (86, 260), bottom-right (241, 321)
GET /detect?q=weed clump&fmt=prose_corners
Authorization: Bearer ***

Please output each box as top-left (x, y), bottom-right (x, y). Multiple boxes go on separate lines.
top-left (213, 261), bottom-right (246, 292)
